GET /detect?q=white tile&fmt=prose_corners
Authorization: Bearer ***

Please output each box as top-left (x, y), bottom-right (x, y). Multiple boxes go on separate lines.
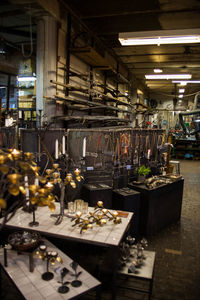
top-left (40, 285), bottom-right (56, 297)
top-left (23, 290), bottom-right (44, 300)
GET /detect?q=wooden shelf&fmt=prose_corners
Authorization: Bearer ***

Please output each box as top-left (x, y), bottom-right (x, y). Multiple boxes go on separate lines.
top-left (70, 47), bottom-right (112, 69)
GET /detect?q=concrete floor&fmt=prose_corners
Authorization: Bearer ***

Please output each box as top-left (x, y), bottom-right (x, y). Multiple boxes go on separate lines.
top-left (148, 159), bottom-right (200, 300)
top-left (1, 159), bottom-right (200, 299)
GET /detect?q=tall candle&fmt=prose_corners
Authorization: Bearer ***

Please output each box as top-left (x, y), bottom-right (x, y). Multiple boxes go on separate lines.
top-left (55, 139), bottom-right (58, 159)
top-left (62, 136), bottom-right (65, 154)
top-left (24, 175), bottom-right (29, 198)
top-left (83, 137), bottom-right (86, 158)
top-left (147, 149), bottom-right (151, 159)
top-left (34, 178), bottom-right (39, 186)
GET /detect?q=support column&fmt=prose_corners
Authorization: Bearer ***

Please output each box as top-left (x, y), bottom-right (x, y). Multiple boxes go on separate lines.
top-left (36, 15), bottom-right (57, 126)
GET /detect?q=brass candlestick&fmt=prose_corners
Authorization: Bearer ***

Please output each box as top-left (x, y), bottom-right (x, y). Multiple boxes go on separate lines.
top-left (47, 164), bottom-right (83, 225)
top-left (35, 244), bottom-right (62, 281)
top-left (71, 201), bottom-right (121, 233)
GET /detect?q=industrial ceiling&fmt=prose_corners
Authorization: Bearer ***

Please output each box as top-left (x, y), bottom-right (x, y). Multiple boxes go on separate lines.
top-left (1, 0), bottom-right (200, 103)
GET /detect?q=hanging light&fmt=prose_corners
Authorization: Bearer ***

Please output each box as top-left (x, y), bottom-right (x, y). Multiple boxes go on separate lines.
top-left (145, 74), bottom-right (192, 80)
top-left (119, 29), bottom-right (200, 46)
top-left (154, 68), bottom-right (163, 73)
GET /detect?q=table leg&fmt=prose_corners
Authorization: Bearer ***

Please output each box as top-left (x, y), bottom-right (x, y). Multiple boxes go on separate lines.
top-left (29, 253), bottom-right (34, 272)
top-left (111, 247), bottom-right (119, 300)
top-left (3, 248), bottom-right (7, 267)
top-left (96, 285), bottom-right (102, 300)
top-left (148, 277), bottom-right (153, 299)
top-left (0, 265), bottom-right (2, 298)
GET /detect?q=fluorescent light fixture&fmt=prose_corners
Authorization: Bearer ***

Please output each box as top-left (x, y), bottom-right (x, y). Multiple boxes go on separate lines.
top-left (173, 80), bottom-right (200, 84)
top-left (194, 119), bottom-right (200, 123)
top-left (145, 74), bottom-right (192, 80)
top-left (179, 89), bottom-right (185, 93)
top-left (179, 94), bottom-right (183, 98)
top-left (154, 68), bottom-right (163, 73)
top-left (17, 76), bottom-right (36, 82)
top-left (119, 29), bottom-right (200, 46)
top-left (174, 81), bottom-right (188, 86)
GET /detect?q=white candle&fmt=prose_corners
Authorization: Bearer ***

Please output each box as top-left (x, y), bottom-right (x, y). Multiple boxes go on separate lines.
top-left (24, 175), bottom-right (29, 198)
top-left (34, 178), bottom-right (39, 186)
top-left (62, 136), bottom-right (65, 154)
top-left (83, 137), bottom-right (86, 157)
top-left (18, 110), bottom-right (22, 119)
top-left (55, 139), bottom-right (58, 159)
top-left (147, 149), bottom-right (151, 159)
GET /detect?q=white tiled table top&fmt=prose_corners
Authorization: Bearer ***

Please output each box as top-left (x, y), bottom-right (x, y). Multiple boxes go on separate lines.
top-left (0, 238), bottom-right (101, 300)
top-left (118, 250), bottom-right (156, 280)
top-left (3, 204), bottom-right (133, 247)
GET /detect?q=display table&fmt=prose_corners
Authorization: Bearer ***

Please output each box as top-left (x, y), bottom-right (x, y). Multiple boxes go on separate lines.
top-left (1, 204), bottom-right (133, 247)
top-left (1, 204), bottom-right (133, 300)
top-left (128, 179), bottom-right (184, 236)
top-left (117, 250), bottom-right (155, 299)
top-left (0, 238), bottom-right (101, 300)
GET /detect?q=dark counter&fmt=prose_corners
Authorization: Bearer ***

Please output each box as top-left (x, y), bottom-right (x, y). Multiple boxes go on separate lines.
top-left (128, 179), bottom-right (184, 237)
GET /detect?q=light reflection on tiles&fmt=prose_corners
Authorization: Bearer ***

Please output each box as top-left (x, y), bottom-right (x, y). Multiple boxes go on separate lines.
top-left (3, 203), bottom-right (133, 248)
top-left (0, 238), bottom-right (101, 300)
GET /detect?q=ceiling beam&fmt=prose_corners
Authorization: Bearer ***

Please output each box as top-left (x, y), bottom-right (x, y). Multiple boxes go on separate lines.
top-left (0, 26), bottom-right (36, 38)
top-left (81, 8), bottom-right (200, 20)
top-left (117, 52), bottom-right (200, 58)
top-left (0, 9), bottom-right (24, 17)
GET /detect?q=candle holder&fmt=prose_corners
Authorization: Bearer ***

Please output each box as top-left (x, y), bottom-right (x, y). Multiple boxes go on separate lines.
top-left (28, 205), bottom-right (39, 227)
top-left (42, 250), bottom-right (58, 281)
top-left (70, 261), bottom-right (82, 287)
top-left (0, 148), bottom-right (57, 230)
top-left (56, 267), bottom-right (70, 294)
top-left (48, 164), bottom-right (84, 225)
top-left (71, 201), bottom-right (121, 233)
top-left (35, 244), bottom-right (62, 281)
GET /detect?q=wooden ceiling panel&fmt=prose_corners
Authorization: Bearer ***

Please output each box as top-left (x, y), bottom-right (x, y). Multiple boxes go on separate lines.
top-left (159, 11), bottom-right (200, 30)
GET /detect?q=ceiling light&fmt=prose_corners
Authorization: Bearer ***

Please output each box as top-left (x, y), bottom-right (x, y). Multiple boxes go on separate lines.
top-left (179, 89), bottom-right (185, 93)
top-left (17, 76), bottom-right (37, 82)
top-left (179, 94), bottom-right (183, 98)
top-left (154, 68), bottom-right (163, 73)
top-left (145, 74), bottom-right (192, 80)
top-left (119, 29), bottom-right (200, 46)
top-left (173, 80), bottom-right (200, 84)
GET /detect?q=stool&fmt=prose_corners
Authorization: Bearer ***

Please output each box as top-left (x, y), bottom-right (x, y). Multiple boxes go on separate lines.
top-left (169, 160), bottom-right (180, 174)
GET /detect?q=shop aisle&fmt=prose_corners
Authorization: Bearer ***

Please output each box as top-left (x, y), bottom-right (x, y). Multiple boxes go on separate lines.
top-left (149, 159), bottom-right (200, 300)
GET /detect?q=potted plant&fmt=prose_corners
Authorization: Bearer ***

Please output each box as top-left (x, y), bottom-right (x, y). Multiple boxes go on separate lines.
top-left (138, 165), bottom-right (151, 182)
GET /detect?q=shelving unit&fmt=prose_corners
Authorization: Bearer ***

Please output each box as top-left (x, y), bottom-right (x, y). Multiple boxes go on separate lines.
top-left (18, 79), bottom-right (36, 124)
top-left (172, 138), bottom-right (200, 160)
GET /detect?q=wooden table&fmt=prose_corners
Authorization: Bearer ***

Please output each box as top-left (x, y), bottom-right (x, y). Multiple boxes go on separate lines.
top-left (0, 238), bottom-right (101, 300)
